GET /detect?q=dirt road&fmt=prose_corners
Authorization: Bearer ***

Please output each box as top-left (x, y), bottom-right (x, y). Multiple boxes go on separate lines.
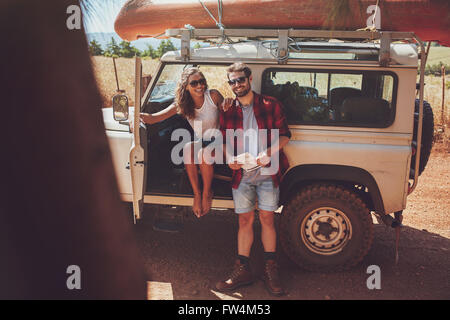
top-left (135, 151), bottom-right (450, 300)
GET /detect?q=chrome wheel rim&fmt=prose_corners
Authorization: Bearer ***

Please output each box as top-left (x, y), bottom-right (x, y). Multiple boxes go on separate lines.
top-left (301, 207), bottom-right (352, 255)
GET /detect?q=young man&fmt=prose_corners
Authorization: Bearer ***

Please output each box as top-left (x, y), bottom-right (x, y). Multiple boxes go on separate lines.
top-left (216, 62), bottom-right (291, 296)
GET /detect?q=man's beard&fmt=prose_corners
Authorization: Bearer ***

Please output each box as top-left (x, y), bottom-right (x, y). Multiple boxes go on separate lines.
top-left (233, 86), bottom-right (250, 97)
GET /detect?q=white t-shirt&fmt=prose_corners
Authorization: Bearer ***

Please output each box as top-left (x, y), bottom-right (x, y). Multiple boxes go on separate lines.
top-left (240, 102), bottom-right (271, 183)
top-left (187, 89), bottom-right (219, 141)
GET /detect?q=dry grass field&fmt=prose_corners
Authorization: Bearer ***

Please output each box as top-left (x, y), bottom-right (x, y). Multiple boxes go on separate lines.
top-left (427, 46), bottom-right (450, 66)
top-left (91, 56), bottom-right (160, 107)
top-left (422, 75), bottom-right (450, 125)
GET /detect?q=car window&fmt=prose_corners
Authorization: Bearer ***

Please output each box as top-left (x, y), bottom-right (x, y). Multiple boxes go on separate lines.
top-left (262, 69), bottom-right (396, 127)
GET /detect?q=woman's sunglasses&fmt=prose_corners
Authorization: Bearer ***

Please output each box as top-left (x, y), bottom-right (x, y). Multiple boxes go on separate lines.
top-left (228, 76), bottom-right (247, 86)
top-left (189, 78), bottom-right (206, 87)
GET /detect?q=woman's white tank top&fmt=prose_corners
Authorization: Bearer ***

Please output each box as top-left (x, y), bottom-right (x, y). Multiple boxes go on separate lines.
top-left (187, 89), bottom-right (219, 140)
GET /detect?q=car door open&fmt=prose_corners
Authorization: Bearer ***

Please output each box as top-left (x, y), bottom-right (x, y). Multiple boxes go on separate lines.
top-left (129, 57), bottom-right (148, 222)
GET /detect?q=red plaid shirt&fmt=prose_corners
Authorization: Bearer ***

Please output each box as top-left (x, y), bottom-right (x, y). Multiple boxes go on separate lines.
top-left (220, 92), bottom-right (291, 189)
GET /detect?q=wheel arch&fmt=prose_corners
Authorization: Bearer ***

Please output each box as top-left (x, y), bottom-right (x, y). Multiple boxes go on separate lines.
top-left (280, 164), bottom-right (385, 214)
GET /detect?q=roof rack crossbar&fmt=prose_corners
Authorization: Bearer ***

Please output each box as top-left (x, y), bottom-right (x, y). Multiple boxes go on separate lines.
top-left (166, 28), bottom-right (416, 65)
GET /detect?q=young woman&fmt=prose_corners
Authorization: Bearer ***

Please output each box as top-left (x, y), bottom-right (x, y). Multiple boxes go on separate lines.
top-left (140, 67), bottom-right (231, 217)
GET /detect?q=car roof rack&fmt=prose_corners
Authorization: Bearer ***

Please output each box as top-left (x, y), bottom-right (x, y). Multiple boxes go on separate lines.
top-left (165, 28), bottom-right (419, 66)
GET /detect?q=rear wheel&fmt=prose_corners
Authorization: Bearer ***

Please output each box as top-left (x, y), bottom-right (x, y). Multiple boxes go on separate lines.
top-left (280, 184), bottom-right (373, 272)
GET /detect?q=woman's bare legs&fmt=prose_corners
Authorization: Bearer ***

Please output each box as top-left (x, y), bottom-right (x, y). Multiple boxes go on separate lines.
top-left (184, 142), bottom-right (216, 217)
top-left (184, 142), bottom-right (202, 217)
top-left (199, 147), bottom-right (215, 216)
top-left (199, 163), bottom-right (214, 216)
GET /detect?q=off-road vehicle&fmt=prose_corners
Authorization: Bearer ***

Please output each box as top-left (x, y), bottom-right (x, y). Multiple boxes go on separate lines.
top-left (103, 28), bottom-right (434, 271)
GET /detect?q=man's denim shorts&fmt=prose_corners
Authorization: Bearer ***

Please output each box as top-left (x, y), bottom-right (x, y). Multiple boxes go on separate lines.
top-left (232, 178), bottom-right (280, 214)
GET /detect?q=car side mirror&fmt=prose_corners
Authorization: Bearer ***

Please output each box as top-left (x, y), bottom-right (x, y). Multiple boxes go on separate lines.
top-left (112, 93), bottom-right (129, 121)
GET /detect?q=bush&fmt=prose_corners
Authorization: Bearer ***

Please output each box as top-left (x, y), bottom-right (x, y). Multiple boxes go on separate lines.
top-left (424, 62), bottom-right (450, 76)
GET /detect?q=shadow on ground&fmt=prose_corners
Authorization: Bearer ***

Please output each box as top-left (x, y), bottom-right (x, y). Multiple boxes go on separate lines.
top-left (135, 206), bottom-right (450, 300)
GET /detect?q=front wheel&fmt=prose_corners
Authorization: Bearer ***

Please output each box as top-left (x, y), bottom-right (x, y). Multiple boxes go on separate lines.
top-left (280, 184), bottom-right (373, 272)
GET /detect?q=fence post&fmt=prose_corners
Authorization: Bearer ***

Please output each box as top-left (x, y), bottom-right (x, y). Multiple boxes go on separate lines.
top-left (141, 74), bottom-right (152, 99)
top-left (442, 65), bottom-right (446, 126)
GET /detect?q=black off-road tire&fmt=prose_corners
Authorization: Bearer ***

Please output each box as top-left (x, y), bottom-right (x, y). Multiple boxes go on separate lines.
top-left (280, 184), bottom-right (373, 272)
top-left (411, 99), bottom-right (434, 177)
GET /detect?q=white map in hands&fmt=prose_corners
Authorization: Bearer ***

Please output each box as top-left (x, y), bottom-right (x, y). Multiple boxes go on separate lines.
top-left (233, 153), bottom-right (261, 172)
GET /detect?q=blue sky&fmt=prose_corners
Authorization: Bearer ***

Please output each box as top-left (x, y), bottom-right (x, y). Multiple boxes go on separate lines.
top-left (81, 0), bottom-right (200, 49)
top-left (82, 0), bottom-right (127, 33)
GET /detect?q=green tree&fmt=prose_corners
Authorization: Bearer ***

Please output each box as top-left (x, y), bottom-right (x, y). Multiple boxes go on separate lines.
top-left (193, 42), bottom-right (202, 49)
top-left (119, 41), bottom-right (141, 58)
top-left (104, 37), bottom-right (121, 57)
top-left (88, 40), bottom-right (103, 56)
top-left (142, 44), bottom-right (157, 59)
top-left (156, 39), bottom-right (177, 58)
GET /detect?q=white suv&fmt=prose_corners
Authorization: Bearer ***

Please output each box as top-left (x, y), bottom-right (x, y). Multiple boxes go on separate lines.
top-left (103, 29), bottom-right (434, 271)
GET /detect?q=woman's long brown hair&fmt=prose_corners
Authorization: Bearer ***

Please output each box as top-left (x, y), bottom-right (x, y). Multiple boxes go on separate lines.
top-left (175, 67), bottom-right (208, 120)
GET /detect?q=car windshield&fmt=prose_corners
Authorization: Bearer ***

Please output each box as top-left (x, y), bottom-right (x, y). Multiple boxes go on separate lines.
top-left (150, 80), bottom-right (177, 100)
top-left (147, 63), bottom-right (233, 106)
top-left (149, 64), bottom-right (187, 101)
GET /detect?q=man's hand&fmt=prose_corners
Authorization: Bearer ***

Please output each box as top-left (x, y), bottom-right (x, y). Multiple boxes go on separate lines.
top-left (256, 151), bottom-right (271, 167)
top-left (228, 158), bottom-right (243, 170)
top-left (221, 98), bottom-right (234, 112)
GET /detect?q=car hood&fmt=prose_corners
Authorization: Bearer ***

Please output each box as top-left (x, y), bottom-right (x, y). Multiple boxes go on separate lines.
top-left (102, 106), bottom-right (134, 132)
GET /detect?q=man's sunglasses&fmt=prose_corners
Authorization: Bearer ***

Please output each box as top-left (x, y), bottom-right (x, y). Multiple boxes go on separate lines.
top-left (228, 76), bottom-right (247, 86)
top-left (189, 78), bottom-right (206, 87)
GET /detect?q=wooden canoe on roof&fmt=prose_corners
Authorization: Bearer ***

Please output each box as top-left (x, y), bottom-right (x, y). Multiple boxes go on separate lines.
top-left (115, 0), bottom-right (450, 46)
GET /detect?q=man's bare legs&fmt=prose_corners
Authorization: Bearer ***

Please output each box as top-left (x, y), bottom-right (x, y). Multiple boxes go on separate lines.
top-left (258, 210), bottom-right (277, 253)
top-left (237, 210), bottom-right (276, 256)
top-left (238, 211), bottom-right (255, 257)
top-left (215, 210), bottom-right (255, 292)
top-left (216, 208), bottom-right (281, 293)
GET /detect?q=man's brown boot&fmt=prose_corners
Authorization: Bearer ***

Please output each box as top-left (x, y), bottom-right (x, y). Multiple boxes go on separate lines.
top-left (262, 260), bottom-right (285, 296)
top-left (215, 259), bottom-right (254, 292)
